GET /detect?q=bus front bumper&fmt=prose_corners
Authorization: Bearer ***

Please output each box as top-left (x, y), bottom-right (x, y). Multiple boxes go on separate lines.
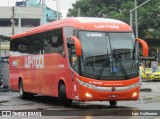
top-left (76, 78), bottom-right (140, 101)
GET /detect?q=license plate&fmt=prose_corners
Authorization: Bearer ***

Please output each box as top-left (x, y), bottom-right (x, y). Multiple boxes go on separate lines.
top-left (108, 94), bottom-right (118, 98)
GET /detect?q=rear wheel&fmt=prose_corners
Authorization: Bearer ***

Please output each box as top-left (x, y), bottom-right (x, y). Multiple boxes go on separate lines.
top-left (19, 80), bottom-right (33, 99)
top-left (59, 83), bottom-right (72, 107)
top-left (109, 101), bottom-right (117, 107)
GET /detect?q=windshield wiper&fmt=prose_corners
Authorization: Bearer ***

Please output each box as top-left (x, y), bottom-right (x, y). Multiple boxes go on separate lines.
top-left (113, 49), bottom-right (129, 79)
top-left (97, 54), bottom-right (110, 79)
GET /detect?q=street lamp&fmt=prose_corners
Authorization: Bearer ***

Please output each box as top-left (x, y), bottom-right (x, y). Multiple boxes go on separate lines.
top-left (130, 0), bottom-right (151, 38)
top-left (53, 0), bottom-right (59, 20)
top-left (8, 0), bottom-right (9, 6)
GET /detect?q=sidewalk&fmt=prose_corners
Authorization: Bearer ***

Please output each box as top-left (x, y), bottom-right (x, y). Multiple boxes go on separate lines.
top-left (140, 80), bottom-right (160, 92)
top-left (0, 85), bottom-right (10, 92)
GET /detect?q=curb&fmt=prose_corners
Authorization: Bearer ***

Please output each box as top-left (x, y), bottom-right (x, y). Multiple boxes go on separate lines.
top-left (140, 88), bottom-right (152, 92)
top-left (0, 88), bottom-right (11, 92)
top-left (142, 79), bottom-right (160, 82)
top-left (0, 100), bottom-right (8, 103)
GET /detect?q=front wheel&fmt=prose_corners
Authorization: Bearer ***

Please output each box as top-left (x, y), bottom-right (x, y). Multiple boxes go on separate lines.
top-left (59, 84), bottom-right (72, 107)
top-left (109, 101), bottom-right (117, 107)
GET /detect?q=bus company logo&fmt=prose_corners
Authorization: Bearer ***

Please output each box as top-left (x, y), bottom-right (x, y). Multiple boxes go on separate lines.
top-left (12, 59), bottom-right (19, 68)
top-left (25, 55), bottom-right (44, 69)
top-left (95, 25), bottom-right (119, 29)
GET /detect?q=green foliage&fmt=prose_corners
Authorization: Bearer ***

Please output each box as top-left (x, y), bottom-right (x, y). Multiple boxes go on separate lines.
top-left (67, 0), bottom-right (160, 39)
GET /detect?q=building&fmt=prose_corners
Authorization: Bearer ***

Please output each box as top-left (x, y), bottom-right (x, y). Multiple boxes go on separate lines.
top-left (0, 6), bottom-right (44, 87)
top-left (0, 0), bottom-right (61, 88)
top-left (0, 6), bottom-right (43, 37)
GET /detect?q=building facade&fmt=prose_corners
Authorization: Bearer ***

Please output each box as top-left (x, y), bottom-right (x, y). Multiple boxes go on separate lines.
top-left (0, 7), bottom-right (43, 37)
top-left (0, 1), bottom-right (61, 87)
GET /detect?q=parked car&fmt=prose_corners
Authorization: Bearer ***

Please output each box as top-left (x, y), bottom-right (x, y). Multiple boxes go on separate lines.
top-left (152, 67), bottom-right (160, 80)
top-left (143, 68), bottom-right (152, 79)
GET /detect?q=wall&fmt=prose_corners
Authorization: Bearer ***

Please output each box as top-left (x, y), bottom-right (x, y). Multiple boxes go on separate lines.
top-left (0, 7), bottom-right (43, 37)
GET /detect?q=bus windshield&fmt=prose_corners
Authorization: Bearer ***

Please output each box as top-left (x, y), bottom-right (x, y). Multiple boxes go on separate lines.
top-left (79, 31), bottom-right (138, 80)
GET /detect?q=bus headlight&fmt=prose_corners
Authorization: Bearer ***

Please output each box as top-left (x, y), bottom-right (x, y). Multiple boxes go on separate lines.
top-left (132, 92), bottom-right (137, 98)
top-left (85, 93), bottom-right (92, 98)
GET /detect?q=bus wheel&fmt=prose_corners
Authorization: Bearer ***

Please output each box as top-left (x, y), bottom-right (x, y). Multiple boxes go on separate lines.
top-left (109, 101), bottom-right (117, 107)
top-left (59, 84), bottom-right (72, 107)
top-left (19, 80), bottom-right (33, 99)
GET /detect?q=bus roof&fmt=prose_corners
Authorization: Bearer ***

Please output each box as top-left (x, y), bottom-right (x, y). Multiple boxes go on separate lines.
top-left (11, 17), bottom-right (132, 39)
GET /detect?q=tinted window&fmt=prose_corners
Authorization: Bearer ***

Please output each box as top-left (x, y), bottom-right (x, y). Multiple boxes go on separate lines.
top-left (10, 28), bottom-right (64, 55)
top-left (27, 33), bottom-right (44, 54)
top-left (44, 28), bottom-right (64, 54)
top-left (11, 38), bottom-right (27, 55)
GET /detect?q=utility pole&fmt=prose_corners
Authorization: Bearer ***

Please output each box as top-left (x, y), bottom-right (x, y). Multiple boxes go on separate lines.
top-left (0, 38), bottom-right (1, 62)
top-left (135, 0), bottom-right (138, 38)
top-left (56, 0), bottom-right (58, 20)
top-left (76, 0), bottom-right (80, 17)
top-left (130, 0), bottom-right (151, 38)
top-left (8, 0), bottom-right (9, 6)
top-left (53, 0), bottom-right (59, 20)
top-left (78, 7), bottom-right (80, 17)
top-left (11, 6), bottom-right (15, 35)
top-left (58, 0), bottom-right (61, 19)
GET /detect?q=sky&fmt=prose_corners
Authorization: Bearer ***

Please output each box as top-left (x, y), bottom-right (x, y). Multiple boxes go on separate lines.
top-left (0, 0), bottom-right (77, 18)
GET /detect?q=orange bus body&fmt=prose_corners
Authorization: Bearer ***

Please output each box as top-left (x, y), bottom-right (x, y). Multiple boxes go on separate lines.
top-left (9, 17), bottom-right (147, 105)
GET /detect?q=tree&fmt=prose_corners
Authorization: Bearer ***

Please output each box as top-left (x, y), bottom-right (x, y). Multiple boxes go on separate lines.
top-left (67, 0), bottom-right (160, 39)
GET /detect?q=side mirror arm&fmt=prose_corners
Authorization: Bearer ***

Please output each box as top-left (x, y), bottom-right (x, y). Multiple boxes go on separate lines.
top-left (136, 38), bottom-right (148, 57)
top-left (70, 36), bottom-right (82, 56)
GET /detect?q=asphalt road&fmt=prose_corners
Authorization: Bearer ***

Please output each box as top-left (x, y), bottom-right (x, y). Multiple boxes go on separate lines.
top-left (0, 81), bottom-right (160, 119)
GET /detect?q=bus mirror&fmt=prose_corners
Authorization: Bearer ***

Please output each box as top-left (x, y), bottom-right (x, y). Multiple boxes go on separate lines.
top-left (136, 38), bottom-right (148, 57)
top-left (70, 36), bottom-right (82, 56)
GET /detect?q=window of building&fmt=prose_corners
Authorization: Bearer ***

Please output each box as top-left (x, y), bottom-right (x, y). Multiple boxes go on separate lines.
top-left (21, 19), bottom-right (40, 27)
top-left (0, 19), bottom-right (18, 26)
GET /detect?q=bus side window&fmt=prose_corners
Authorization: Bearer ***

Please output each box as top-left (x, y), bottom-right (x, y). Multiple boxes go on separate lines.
top-left (13, 39), bottom-right (18, 53)
top-left (11, 37), bottom-right (29, 55)
top-left (36, 34), bottom-right (44, 54)
top-left (44, 38), bottom-right (50, 53)
top-left (50, 29), bottom-right (64, 55)
top-left (26, 36), bottom-right (35, 54)
top-left (25, 33), bottom-right (44, 54)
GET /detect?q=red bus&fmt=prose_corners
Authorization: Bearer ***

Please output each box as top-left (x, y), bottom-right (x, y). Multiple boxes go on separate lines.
top-left (10, 17), bottom-right (148, 107)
